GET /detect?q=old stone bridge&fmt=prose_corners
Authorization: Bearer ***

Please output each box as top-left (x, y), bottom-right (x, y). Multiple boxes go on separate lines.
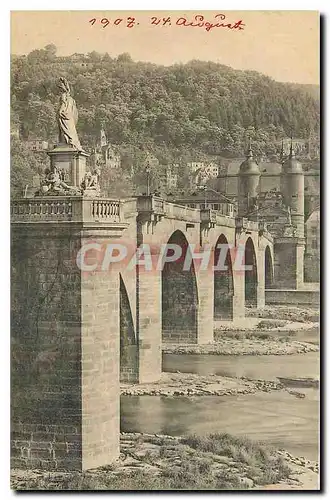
top-left (11, 194), bottom-right (279, 471)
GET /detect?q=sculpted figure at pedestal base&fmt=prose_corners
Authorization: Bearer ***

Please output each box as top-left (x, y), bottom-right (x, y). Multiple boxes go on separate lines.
top-left (81, 168), bottom-right (101, 197)
top-left (37, 167), bottom-right (81, 196)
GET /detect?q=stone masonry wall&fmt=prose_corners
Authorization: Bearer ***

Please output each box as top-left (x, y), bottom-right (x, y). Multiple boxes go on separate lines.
top-left (11, 224), bottom-right (121, 471)
top-left (80, 236), bottom-right (120, 470)
top-left (11, 225), bottom-right (83, 470)
top-left (11, 423), bottom-right (82, 471)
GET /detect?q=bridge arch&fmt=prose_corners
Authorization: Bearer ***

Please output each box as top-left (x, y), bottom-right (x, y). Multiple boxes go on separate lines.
top-left (244, 237), bottom-right (258, 307)
top-left (162, 230), bottom-right (198, 343)
top-left (265, 245), bottom-right (274, 288)
top-left (119, 273), bottom-right (137, 383)
top-left (214, 234), bottom-right (234, 320)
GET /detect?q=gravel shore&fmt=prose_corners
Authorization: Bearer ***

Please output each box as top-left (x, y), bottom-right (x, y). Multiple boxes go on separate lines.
top-left (120, 372), bottom-right (307, 397)
top-left (162, 339), bottom-right (319, 356)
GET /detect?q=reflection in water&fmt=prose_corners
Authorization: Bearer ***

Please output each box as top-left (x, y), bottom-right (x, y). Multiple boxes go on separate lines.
top-left (120, 352), bottom-right (319, 461)
top-left (162, 352), bottom-right (320, 380)
top-left (121, 390), bottom-right (319, 461)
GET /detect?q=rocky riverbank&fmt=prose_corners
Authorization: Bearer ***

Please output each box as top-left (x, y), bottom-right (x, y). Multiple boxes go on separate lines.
top-left (121, 371), bottom-right (313, 397)
top-left (11, 433), bottom-right (319, 491)
top-left (163, 339), bottom-right (319, 356)
top-left (246, 305), bottom-right (319, 324)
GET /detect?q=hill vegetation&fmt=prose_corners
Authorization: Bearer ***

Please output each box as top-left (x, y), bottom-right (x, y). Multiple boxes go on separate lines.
top-left (10, 46), bottom-right (320, 196)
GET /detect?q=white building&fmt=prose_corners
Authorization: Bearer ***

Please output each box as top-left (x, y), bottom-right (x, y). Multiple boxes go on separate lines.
top-left (102, 145), bottom-right (121, 169)
top-left (166, 167), bottom-right (178, 189)
top-left (188, 161), bottom-right (219, 186)
top-left (25, 140), bottom-right (49, 152)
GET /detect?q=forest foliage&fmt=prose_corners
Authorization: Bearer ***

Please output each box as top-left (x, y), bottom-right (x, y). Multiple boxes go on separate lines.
top-left (11, 46), bottom-right (320, 196)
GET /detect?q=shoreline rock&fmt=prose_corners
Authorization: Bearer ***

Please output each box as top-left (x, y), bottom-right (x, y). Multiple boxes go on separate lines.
top-left (162, 339), bottom-right (319, 356)
top-left (121, 372), bottom-right (286, 397)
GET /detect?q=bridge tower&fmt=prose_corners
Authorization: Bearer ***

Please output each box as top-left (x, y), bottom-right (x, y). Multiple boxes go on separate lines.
top-left (238, 144), bottom-right (260, 217)
top-left (280, 139), bottom-right (305, 238)
top-left (273, 140), bottom-right (305, 288)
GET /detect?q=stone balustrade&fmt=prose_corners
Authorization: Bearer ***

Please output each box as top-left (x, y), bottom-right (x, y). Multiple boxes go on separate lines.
top-left (11, 196), bottom-right (261, 234)
top-left (11, 197), bottom-right (121, 223)
top-left (90, 199), bottom-right (120, 221)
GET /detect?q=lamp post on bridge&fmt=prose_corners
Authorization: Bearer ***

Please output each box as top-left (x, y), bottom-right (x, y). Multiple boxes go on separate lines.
top-left (146, 162), bottom-right (151, 196)
top-left (144, 151), bottom-right (152, 196)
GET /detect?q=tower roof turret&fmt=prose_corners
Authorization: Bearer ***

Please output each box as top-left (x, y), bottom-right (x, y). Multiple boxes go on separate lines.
top-left (239, 142), bottom-right (260, 176)
top-left (282, 139), bottom-right (303, 174)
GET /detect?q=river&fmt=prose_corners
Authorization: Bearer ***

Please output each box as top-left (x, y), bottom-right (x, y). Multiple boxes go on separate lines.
top-left (120, 352), bottom-right (319, 461)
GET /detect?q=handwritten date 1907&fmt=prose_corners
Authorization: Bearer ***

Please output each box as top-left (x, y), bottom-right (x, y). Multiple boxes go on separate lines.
top-left (89, 14), bottom-right (245, 32)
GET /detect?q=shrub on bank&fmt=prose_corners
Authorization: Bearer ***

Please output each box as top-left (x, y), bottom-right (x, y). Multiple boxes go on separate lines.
top-left (12, 433), bottom-right (292, 491)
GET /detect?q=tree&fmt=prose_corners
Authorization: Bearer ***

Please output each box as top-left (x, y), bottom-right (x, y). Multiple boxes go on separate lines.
top-left (11, 51), bottom-right (320, 193)
top-left (11, 138), bottom-right (46, 197)
top-left (44, 44), bottom-right (57, 59)
top-left (102, 52), bottom-right (112, 63)
top-left (88, 51), bottom-right (102, 62)
top-left (117, 53), bottom-right (133, 63)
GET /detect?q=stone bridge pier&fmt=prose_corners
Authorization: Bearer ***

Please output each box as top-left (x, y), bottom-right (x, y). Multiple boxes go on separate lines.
top-left (11, 197), bottom-right (127, 471)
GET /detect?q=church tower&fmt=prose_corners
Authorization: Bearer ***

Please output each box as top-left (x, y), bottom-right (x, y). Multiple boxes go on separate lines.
top-left (238, 143), bottom-right (260, 216)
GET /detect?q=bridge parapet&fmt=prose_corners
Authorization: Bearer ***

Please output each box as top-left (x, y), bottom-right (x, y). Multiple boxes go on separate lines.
top-left (235, 217), bottom-right (259, 233)
top-left (258, 221), bottom-right (274, 243)
top-left (11, 196), bottom-right (122, 224)
top-left (137, 195), bottom-right (200, 223)
top-left (201, 208), bottom-right (236, 229)
top-left (163, 200), bottom-right (200, 222)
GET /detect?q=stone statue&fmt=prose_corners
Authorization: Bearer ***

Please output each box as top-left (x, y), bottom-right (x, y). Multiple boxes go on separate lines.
top-left (57, 77), bottom-right (82, 151)
top-left (81, 171), bottom-right (92, 190)
top-left (38, 166), bottom-right (81, 196)
top-left (81, 168), bottom-right (101, 197)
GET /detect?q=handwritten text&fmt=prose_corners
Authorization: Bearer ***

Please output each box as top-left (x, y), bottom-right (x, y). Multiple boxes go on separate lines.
top-left (89, 14), bottom-right (245, 32)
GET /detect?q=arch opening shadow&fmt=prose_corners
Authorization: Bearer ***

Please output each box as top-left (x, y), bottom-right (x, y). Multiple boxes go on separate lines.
top-left (162, 230), bottom-right (198, 344)
top-left (265, 246), bottom-right (274, 289)
top-left (245, 238), bottom-right (258, 307)
top-left (120, 274), bottom-right (138, 383)
top-left (214, 235), bottom-right (234, 320)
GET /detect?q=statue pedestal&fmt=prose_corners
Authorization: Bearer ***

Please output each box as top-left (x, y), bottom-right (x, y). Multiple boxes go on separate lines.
top-left (83, 187), bottom-right (101, 197)
top-left (47, 145), bottom-right (89, 188)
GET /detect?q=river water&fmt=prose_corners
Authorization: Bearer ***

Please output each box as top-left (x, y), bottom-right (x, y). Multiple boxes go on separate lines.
top-left (121, 352), bottom-right (320, 461)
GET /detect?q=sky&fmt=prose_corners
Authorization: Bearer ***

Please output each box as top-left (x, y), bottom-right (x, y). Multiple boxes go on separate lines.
top-left (11, 10), bottom-right (320, 84)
